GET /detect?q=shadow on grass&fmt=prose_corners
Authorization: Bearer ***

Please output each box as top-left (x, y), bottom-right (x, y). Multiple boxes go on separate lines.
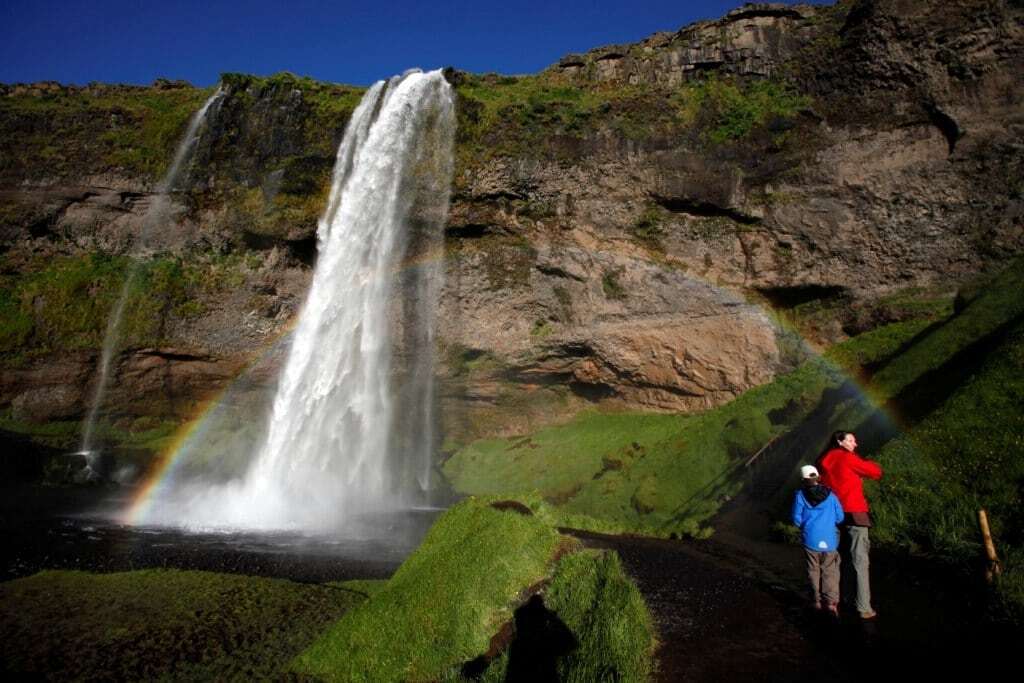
top-left (884, 310), bottom-right (1024, 424)
top-left (461, 593), bottom-right (578, 682)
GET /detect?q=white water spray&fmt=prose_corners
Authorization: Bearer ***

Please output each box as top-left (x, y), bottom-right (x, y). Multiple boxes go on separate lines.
top-left (144, 70), bottom-right (455, 530)
top-left (79, 89), bottom-right (223, 464)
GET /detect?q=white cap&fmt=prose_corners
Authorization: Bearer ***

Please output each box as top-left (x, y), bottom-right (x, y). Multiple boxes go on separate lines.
top-left (800, 465), bottom-right (819, 479)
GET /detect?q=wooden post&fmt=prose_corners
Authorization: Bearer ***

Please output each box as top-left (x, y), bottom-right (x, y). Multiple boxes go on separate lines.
top-left (978, 509), bottom-right (1002, 583)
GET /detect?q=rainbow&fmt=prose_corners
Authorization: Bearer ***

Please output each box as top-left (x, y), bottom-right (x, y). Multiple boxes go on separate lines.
top-left (119, 243), bottom-right (897, 527)
top-left (121, 319), bottom-right (297, 525)
top-left (121, 246), bottom-right (448, 526)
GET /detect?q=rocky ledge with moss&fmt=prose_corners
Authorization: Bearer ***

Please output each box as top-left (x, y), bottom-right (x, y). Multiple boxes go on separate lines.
top-left (1, 0), bottom-right (1022, 457)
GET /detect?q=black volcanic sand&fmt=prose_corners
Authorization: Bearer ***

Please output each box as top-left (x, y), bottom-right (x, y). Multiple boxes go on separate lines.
top-left (4, 484), bottom-right (1018, 681)
top-left (573, 531), bottom-right (854, 682)
top-left (574, 530), bottom-right (1018, 681)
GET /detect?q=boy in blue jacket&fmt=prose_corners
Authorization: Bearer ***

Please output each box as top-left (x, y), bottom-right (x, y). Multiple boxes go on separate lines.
top-left (792, 464), bottom-right (844, 615)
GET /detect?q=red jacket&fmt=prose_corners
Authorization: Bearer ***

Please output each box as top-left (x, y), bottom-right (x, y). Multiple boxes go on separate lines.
top-left (817, 448), bottom-right (883, 514)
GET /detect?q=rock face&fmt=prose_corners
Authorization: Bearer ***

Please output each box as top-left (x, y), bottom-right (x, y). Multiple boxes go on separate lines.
top-left (554, 3), bottom-right (821, 85)
top-left (0, 0), bottom-right (1022, 443)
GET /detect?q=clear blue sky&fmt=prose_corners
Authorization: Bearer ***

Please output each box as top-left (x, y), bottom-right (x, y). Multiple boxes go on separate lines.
top-left (0, 1), bottom-right (830, 87)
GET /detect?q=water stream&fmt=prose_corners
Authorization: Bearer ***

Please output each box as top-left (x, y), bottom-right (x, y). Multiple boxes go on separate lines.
top-left (143, 70), bottom-right (455, 531)
top-left (79, 88), bottom-right (224, 466)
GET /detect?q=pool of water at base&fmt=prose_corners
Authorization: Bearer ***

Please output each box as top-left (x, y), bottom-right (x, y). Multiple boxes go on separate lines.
top-left (0, 487), bottom-right (444, 584)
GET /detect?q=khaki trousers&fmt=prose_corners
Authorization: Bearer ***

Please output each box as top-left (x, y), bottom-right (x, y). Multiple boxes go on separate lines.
top-left (804, 548), bottom-right (840, 608)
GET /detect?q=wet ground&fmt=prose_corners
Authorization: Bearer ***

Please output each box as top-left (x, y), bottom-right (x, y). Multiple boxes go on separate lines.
top-left (2, 484), bottom-right (1018, 681)
top-left (576, 529), bottom-right (1021, 681)
top-left (0, 485), bottom-right (439, 583)
top-left (576, 531), bottom-right (854, 682)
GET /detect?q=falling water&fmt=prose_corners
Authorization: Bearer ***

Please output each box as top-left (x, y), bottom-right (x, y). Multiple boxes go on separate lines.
top-left (144, 70), bottom-right (455, 530)
top-left (79, 89), bottom-right (223, 464)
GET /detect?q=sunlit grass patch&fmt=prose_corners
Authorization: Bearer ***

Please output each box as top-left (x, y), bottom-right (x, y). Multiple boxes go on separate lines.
top-left (292, 496), bottom-right (564, 681)
top-left (0, 84), bottom-right (214, 179)
top-left (871, 316), bottom-right (1024, 621)
top-left (869, 258), bottom-right (1024, 401)
top-left (444, 359), bottom-right (844, 537)
top-left (293, 496), bottom-right (654, 682)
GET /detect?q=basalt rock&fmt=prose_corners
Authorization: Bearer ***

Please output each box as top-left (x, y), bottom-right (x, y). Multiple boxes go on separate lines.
top-left (550, 3), bottom-right (822, 85)
top-left (1, 0), bottom-right (1022, 436)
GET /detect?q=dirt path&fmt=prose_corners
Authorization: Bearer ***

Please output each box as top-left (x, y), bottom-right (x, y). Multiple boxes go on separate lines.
top-left (574, 530), bottom-right (855, 682)
top-left (574, 495), bottom-right (1018, 681)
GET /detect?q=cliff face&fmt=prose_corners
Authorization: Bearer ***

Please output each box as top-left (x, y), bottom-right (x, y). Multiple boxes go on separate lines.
top-left (0, 0), bottom-right (1021, 448)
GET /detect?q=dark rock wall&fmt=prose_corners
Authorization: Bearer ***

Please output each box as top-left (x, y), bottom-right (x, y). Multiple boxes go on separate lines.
top-left (0, 0), bottom-right (1021, 440)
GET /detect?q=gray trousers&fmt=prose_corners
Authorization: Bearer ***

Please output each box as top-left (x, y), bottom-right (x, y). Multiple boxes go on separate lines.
top-left (840, 525), bottom-right (873, 613)
top-left (804, 548), bottom-right (840, 608)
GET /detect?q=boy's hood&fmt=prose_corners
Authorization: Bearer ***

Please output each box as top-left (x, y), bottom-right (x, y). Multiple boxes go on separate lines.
top-left (802, 483), bottom-right (832, 507)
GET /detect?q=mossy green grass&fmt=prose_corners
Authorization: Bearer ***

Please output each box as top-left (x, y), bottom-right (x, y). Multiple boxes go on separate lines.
top-left (291, 496), bottom-right (565, 681)
top-left (464, 548), bottom-right (654, 683)
top-left (868, 258), bottom-right (1024, 401)
top-left (0, 568), bottom-right (364, 681)
top-left (0, 251), bottom-right (259, 364)
top-left (444, 360), bottom-right (848, 537)
top-left (869, 310), bottom-right (1024, 620)
top-left (292, 495), bottom-right (654, 682)
top-left (0, 85), bottom-right (214, 180)
top-left (539, 549), bottom-right (654, 682)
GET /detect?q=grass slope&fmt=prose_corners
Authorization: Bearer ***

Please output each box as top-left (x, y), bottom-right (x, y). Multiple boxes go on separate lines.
top-left (0, 568), bottom-right (364, 681)
top-left (444, 356), bottom-right (872, 537)
top-left (868, 284), bottom-right (1024, 618)
top-left (292, 497), bottom-right (565, 681)
top-left (292, 496), bottom-right (654, 682)
top-left (445, 259), bottom-right (1024, 549)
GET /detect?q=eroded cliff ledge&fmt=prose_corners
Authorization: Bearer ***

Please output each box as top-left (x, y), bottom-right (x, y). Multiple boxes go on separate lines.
top-left (1, 0), bottom-right (1021, 448)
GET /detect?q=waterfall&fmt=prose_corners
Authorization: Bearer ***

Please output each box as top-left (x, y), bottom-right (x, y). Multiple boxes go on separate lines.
top-left (146, 69), bottom-right (455, 530)
top-left (79, 88), bottom-right (223, 465)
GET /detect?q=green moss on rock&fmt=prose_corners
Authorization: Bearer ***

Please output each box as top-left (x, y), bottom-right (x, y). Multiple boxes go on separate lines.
top-left (0, 84), bottom-right (214, 181)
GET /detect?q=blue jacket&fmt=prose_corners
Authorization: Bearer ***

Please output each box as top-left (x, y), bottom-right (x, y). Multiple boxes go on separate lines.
top-left (791, 484), bottom-right (844, 552)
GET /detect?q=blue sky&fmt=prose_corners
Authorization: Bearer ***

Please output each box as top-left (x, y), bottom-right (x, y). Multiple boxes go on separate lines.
top-left (0, 1), bottom-right (830, 87)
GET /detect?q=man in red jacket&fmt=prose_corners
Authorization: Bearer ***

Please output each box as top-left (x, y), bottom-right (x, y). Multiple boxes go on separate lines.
top-left (817, 430), bottom-right (883, 620)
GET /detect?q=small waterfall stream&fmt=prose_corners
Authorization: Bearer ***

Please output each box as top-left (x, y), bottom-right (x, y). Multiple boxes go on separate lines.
top-left (79, 88), bottom-right (223, 466)
top-left (145, 70), bottom-right (455, 531)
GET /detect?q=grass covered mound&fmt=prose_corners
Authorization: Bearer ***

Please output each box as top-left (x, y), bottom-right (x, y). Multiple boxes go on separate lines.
top-left (291, 496), bottom-right (654, 682)
top-left (473, 549), bottom-right (653, 683)
top-left (866, 260), bottom-right (1024, 620)
top-left (443, 349), bottom-right (900, 537)
top-left (445, 257), bottom-right (1024, 546)
top-left (0, 568), bottom-right (364, 681)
